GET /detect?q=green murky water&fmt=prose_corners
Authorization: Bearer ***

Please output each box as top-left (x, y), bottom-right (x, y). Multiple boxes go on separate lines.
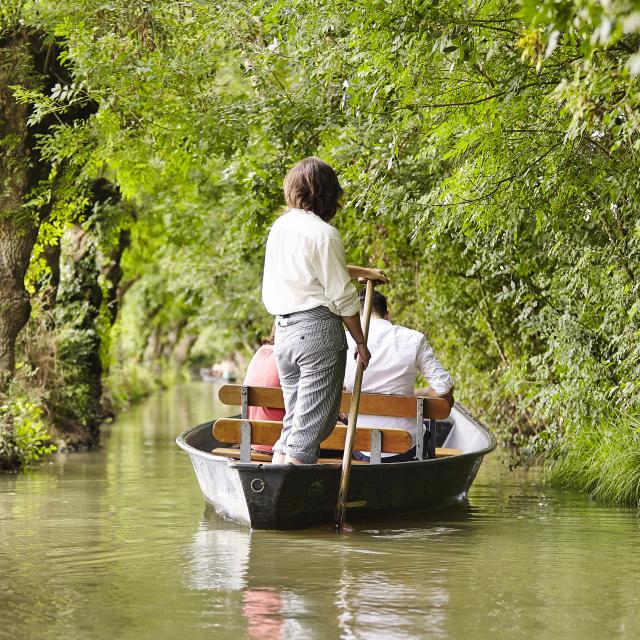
top-left (1, 383), bottom-right (638, 639)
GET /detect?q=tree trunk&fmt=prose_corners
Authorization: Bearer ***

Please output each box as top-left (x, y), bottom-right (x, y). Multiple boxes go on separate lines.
top-left (0, 220), bottom-right (37, 387)
top-left (102, 226), bottom-right (131, 326)
top-left (173, 333), bottom-right (197, 366)
top-left (0, 28), bottom-right (98, 389)
top-left (50, 185), bottom-right (129, 442)
top-left (39, 243), bottom-right (62, 313)
top-left (0, 29), bottom-right (43, 388)
top-left (52, 225), bottom-right (104, 444)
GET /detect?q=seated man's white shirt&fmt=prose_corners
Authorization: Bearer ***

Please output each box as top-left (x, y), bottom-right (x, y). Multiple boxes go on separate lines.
top-left (262, 209), bottom-right (359, 317)
top-left (344, 319), bottom-right (453, 448)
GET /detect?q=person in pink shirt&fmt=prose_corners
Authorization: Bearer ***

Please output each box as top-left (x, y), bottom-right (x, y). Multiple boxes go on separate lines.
top-left (243, 328), bottom-right (285, 453)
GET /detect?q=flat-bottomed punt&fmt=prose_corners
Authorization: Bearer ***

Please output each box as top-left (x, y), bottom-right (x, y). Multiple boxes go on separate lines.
top-left (177, 384), bottom-right (495, 530)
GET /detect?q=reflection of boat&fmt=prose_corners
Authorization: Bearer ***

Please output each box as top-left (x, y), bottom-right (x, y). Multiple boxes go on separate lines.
top-left (176, 404), bottom-right (495, 530)
top-left (199, 368), bottom-right (236, 383)
top-left (184, 518), bottom-right (313, 638)
top-left (185, 523), bottom-right (251, 591)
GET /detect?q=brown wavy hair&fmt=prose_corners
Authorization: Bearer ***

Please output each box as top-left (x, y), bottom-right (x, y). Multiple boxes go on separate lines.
top-left (283, 157), bottom-right (343, 222)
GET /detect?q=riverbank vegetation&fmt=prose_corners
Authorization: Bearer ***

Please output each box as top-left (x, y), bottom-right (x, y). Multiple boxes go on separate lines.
top-left (0, 1), bottom-right (638, 506)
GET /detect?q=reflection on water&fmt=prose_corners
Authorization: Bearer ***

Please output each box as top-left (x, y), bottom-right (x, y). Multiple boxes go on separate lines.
top-left (187, 527), bottom-right (250, 591)
top-left (1, 383), bottom-right (639, 640)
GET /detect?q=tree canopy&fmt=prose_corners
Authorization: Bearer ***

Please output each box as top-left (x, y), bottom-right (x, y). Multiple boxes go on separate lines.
top-left (0, 0), bottom-right (638, 504)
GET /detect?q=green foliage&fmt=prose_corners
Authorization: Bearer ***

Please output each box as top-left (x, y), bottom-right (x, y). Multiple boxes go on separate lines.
top-left (0, 394), bottom-right (56, 471)
top-left (106, 360), bottom-right (160, 412)
top-left (2, 0), bottom-right (639, 503)
top-left (201, 0), bottom-right (640, 454)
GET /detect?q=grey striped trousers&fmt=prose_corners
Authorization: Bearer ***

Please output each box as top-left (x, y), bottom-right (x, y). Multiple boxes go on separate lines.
top-left (273, 306), bottom-right (347, 464)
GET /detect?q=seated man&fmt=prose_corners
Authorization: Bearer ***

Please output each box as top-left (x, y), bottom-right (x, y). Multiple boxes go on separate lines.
top-left (344, 290), bottom-right (454, 462)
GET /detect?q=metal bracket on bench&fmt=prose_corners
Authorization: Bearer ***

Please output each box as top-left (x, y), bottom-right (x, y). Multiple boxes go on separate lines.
top-left (241, 385), bottom-right (249, 420)
top-left (240, 420), bottom-right (251, 463)
top-left (415, 397), bottom-right (424, 460)
top-left (370, 429), bottom-right (382, 465)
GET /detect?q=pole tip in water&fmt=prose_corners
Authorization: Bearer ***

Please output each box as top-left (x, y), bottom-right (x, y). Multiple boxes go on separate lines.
top-left (334, 521), bottom-right (354, 534)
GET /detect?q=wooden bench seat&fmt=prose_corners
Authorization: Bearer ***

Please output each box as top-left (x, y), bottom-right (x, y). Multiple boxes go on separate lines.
top-left (215, 384), bottom-right (455, 464)
top-left (213, 418), bottom-right (412, 453)
top-left (212, 418), bottom-right (462, 464)
top-left (211, 447), bottom-right (371, 465)
top-left (218, 384), bottom-right (451, 420)
top-left (211, 446), bottom-right (462, 463)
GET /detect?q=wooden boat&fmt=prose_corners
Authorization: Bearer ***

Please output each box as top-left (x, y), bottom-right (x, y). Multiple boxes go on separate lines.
top-left (176, 385), bottom-right (495, 530)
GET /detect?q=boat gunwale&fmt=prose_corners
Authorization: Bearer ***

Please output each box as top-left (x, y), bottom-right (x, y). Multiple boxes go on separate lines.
top-left (175, 402), bottom-right (496, 470)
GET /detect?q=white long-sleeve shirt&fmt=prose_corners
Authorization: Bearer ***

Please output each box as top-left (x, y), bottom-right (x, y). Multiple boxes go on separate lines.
top-left (262, 209), bottom-right (359, 317)
top-left (344, 318), bottom-right (454, 445)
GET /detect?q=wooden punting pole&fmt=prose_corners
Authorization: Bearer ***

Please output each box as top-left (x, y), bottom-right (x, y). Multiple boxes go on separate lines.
top-left (334, 278), bottom-right (375, 532)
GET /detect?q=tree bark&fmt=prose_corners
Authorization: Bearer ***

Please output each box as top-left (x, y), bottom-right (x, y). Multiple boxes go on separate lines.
top-left (0, 29), bottom-right (43, 388)
top-left (37, 243), bottom-right (62, 314)
top-left (102, 226), bottom-right (131, 326)
top-left (0, 28), bottom-right (97, 388)
top-left (173, 333), bottom-right (197, 366)
top-left (53, 225), bottom-right (104, 442)
top-left (51, 185), bottom-right (128, 444)
top-left (0, 221), bottom-right (37, 386)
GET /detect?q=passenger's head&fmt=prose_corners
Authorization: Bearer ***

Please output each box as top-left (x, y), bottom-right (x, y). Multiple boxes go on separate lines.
top-left (359, 289), bottom-right (389, 319)
top-left (283, 157), bottom-right (343, 222)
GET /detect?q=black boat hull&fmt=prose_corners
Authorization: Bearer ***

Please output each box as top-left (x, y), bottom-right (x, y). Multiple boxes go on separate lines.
top-left (177, 405), bottom-right (495, 530)
top-left (236, 454), bottom-right (484, 529)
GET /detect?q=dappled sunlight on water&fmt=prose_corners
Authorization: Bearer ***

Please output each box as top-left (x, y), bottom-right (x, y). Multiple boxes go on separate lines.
top-left (1, 383), bottom-right (639, 639)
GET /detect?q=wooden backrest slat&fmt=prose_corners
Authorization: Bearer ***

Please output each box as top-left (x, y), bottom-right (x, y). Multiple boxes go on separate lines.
top-left (212, 418), bottom-right (412, 454)
top-left (218, 384), bottom-right (450, 420)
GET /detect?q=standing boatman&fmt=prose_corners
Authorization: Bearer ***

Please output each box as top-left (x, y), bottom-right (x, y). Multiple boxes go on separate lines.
top-left (261, 156), bottom-right (388, 465)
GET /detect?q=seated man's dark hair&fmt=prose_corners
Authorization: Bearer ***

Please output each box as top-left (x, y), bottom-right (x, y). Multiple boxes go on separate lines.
top-left (359, 289), bottom-right (388, 318)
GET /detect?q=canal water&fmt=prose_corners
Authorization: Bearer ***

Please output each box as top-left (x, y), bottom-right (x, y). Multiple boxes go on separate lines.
top-left (1, 383), bottom-right (638, 640)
